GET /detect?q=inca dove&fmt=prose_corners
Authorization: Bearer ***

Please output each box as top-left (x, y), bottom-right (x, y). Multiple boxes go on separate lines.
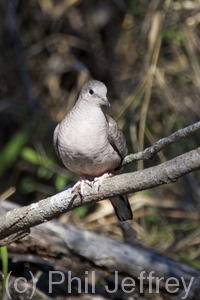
top-left (54, 80), bottom-right (132, 221)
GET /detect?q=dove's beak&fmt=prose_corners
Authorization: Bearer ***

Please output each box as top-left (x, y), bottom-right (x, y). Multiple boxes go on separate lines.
top-left (105, 98), bottom-right (111, 108)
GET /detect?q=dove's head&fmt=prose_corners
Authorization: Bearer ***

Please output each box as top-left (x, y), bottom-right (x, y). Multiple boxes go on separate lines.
top-left (79, 80), bottom-right (111, 108)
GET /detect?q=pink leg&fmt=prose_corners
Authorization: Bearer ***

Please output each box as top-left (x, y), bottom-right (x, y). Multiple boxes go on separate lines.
top-left (72, 176), bottom-right (92, 195)
top-left (94, 172), bottom-right (113, 190)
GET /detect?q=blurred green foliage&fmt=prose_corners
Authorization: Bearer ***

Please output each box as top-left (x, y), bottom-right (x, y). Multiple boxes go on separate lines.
top-left (0, 246), bottom-right (8, 298)
top-left (180, 253), bottom-right (200, 269)
top-left (0, 127), bottom-right (30, 177)
top-left (162, 30), bottom-right (185, 45)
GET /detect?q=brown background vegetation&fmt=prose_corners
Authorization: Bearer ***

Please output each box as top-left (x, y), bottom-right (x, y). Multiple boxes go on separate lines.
top-left (0, 0), bottom-right (200, 299)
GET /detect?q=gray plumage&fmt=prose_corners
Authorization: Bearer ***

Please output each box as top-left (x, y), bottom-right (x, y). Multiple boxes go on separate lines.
top-left (54, 80), bottom-right (132, 221)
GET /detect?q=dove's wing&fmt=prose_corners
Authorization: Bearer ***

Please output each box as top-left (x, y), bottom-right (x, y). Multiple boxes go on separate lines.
top-left (106, 115), bottom-right (132, 220)
top-left (53, 123), bottom-right (60, 158)
top-left (107, 115), bottom-right (127, 164)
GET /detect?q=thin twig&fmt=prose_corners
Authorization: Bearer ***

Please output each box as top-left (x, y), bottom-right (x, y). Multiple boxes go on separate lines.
top-left (122, 121), bottom-right (200, 165)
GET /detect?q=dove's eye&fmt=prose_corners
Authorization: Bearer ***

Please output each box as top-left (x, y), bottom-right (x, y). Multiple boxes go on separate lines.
top-left (89, 89), bottom-right (94, 95)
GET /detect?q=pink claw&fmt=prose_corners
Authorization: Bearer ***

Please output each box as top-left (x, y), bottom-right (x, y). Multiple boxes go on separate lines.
top-left (72, 176), bottom-right (92, 195)
top-left (94, 172), bottom-right (113, 190)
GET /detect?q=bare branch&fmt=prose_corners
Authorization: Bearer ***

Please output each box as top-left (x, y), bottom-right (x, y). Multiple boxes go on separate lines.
top-left (0, 148), bottom-right (199, 242)
top-left (60, 224), bottom-right (199, 283)
top-left (0, 230), bottom-right (30, 247)
top-left (2, 205), bottom-right (198, 294)
top-left (123, 121), bottom-right (200, 165)
top-left (1, 201), bottom-right (198, 289)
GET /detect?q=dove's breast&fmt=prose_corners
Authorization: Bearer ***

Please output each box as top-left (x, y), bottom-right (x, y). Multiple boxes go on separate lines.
top-left (57, 106), bottom-right (121, 176)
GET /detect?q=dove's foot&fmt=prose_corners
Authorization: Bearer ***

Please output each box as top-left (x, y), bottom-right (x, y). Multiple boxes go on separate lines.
top-left (72, 176), bottom-right (92, 195)
top-left (94, 172), bottom-right (113, 191)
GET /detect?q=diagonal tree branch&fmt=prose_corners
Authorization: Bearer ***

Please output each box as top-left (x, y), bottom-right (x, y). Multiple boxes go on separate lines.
top-left (0, 148), bottom-right (200, 243)
top-left (122, 121), bottom-right (200, 165)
